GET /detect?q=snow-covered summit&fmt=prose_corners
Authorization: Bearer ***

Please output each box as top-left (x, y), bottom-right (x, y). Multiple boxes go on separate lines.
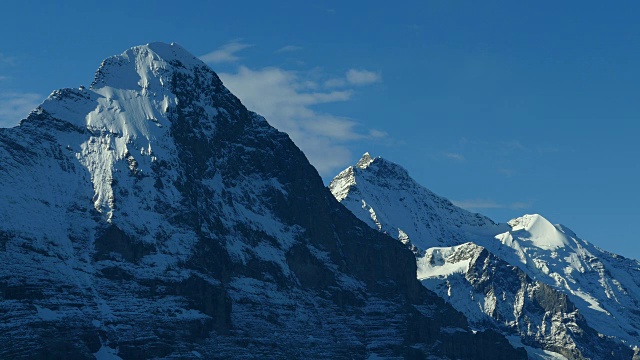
top-left (329, 152), bottom-right (503, 251)
top-left (506, 214), bottom-right (570, 250)
top-left (331, 154), bottom-right (640, 359)
top-left (18, 42), bottom-right (244, 224)
top-left (91, 42), bottom-right (203, 90)
top-left (355, 151), bottom-right (374, 169)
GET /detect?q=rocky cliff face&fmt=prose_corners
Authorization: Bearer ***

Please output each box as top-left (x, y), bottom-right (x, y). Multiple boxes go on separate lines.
top-left (0, 43), bottom-right (525, 359)
top-left (330, 153), bottom-right (640, 359)
top-left (420, 242), bottom-right (632, 360)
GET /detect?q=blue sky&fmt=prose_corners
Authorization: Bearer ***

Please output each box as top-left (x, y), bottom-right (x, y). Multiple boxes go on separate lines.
top-left (1, 1), bottom-right (638, 259)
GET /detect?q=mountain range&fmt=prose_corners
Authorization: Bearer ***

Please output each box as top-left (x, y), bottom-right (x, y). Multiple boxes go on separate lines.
top-left (0, 42), bottom-right (637, 359)
top-left (0, 43), bottom-right (527, 359)
top-left (330, 152), bottom-right (640, 359)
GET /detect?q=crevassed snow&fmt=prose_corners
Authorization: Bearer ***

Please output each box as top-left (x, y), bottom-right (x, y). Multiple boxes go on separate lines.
top-left (417, 245), bottom-right (472, 279)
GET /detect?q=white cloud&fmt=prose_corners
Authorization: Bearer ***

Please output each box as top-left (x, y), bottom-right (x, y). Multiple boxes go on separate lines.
top-left (0, 92), bottom-right (42, 128)
top-left (444, 152), bottom-right (465, 161)
top-left (219, 66), bottom-right (385, 175)
top-left (452, 199), bottom-right (531, 210)
top-left (323, 78), bottom-right (347, 88)
top-left (346, 69), bottom-right (381, 85)
top-left (200, 41), bottom-right (253, 64)
top-left (276, 45), bottom-right (302, 53)
top-left (368, 129), bottom-right (387, 138)
top-left (324, 69), bottom-right (382, 88)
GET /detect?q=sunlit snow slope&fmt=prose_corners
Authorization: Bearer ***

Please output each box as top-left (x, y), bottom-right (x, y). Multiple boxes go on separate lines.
top-left (331, 153), bottom-right (640, 360)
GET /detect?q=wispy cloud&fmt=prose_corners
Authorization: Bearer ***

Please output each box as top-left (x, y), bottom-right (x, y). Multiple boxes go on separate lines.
top-left (368, 129), bottom-right (387, 138)
top-left (324, 68), bottom-right (382, 88)
top-left (452, 199), bottom-right (532, 211)
top-left (444, 152), bottom-right (465, 161)
top-left (219, 66), bottom-right (384, 175)
top-left (200, 41), bottom-right (253, 64)
top-left (346, 69), bottom-right (381, 85)
top-left (0, 92), bottom-right (42, 128)
top-left (323, 77), bottom-right (346, 88)
top-left (276, 45), bottom-right (302, 53)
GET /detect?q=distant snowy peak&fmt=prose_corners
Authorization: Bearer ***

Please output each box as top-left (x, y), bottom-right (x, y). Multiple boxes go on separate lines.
top-left (331, 153), bottom-right (640, 357)
top-left (505, 214), bottom-right (570, 250)
top-left (329, 153), bottom-right (411, 201)
top-left (355, 151), bottom-right (374, 169)
top-left (330, 152), bottom-right (501, 251)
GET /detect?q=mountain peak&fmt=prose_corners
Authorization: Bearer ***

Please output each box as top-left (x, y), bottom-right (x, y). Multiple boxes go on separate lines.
top-left (31, 42), bottom-right (240, 219)
top-left (138, 42), bottom-right (204, 67)
top-left (353, 153), bottom-right (414, 185)
top-left (507, 214), bottom-right (569, 249)
top-left (330, 155), bottom-right (500, 250)
top-left (90, 42), bottom-right (209, 91)
top-left (356, 152), bottom-right (375, 169)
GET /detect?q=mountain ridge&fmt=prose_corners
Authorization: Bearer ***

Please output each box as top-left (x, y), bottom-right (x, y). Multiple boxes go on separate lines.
top-left (0, 43), bottom-right (526, 359)
top-left (331, 152), bottom-right (640, 360)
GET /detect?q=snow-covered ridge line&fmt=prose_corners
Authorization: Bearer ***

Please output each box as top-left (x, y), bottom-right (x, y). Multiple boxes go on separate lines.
top-left (331, 152), bottom-right (640, 359)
